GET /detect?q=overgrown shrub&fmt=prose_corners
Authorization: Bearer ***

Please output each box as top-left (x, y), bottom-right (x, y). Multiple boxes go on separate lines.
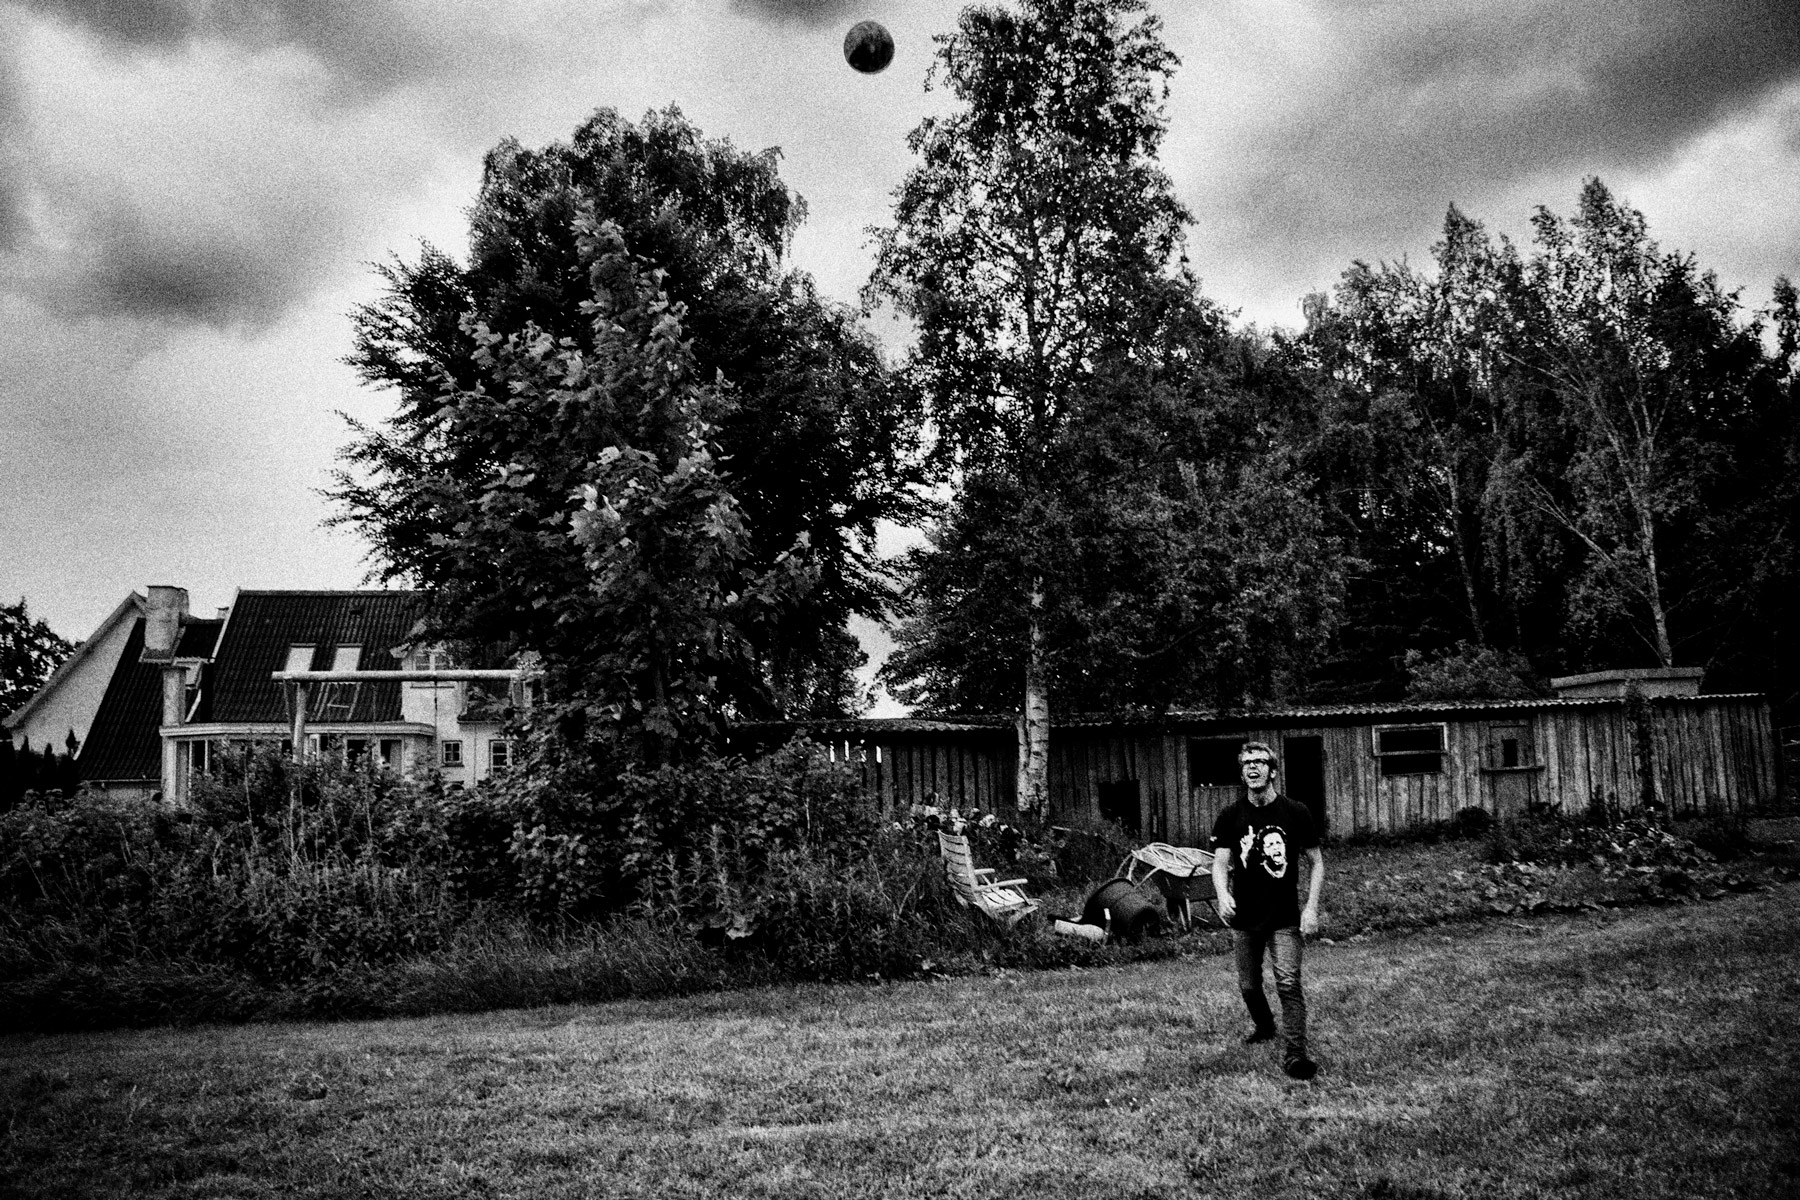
top-left (0, 753), bottom-right (473, 984)
top-left (1, 736), bottom-right (1104, 1026)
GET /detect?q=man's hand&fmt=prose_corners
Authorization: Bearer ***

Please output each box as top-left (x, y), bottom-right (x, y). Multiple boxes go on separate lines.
top-left (1216, 892), bottom-right (1236, 923)
top-left (1299, 905), bottom-right (1319, 937)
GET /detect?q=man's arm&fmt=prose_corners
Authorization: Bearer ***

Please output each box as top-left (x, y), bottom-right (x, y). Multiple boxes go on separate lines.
top-left (1299, 846), bottom-right (1324, 936)
top-left (1212, 846), bottom-right (1235, 923)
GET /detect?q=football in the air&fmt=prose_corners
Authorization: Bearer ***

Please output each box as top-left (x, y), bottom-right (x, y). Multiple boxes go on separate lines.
top-left (844, 21), bottom-right (894, 74)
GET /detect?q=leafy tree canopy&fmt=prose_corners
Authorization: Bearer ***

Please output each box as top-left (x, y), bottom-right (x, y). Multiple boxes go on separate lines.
top-left (1300, 179), bottom-right (1799, 704)
top-left (867, 0), bottom-right (1191, 473)
top-left (336, 107), bottom-right (925, 726)
top-left (885, 331), bottom-right (1346, 714)
top-left (870, 0), bottom-right (1345, 736)
top-left (1, 597), bottom-right (74, 721)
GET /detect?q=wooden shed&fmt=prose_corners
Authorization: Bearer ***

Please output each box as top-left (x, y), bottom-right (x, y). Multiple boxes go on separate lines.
top-left (737, 693), bottom-right (1781, 840)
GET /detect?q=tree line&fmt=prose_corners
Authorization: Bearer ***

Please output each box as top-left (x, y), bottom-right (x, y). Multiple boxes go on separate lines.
top-left (321, 0), bottom-right (1799, 811)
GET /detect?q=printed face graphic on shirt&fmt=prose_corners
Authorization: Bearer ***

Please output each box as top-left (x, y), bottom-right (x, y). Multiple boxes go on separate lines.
top-left (1260, 829), bottom-right (1288, 878)
top-left (1236, 824), bottom-right (1291, 879)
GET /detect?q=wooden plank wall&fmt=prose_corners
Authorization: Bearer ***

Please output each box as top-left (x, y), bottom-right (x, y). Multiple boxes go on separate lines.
top-left (1042, 698), bottom-right (1778, 841)
top-left (811, 695), bottom-right (1777, 835)
top-left (1640, 697), bottom-right (1777, 816)
top-left (818, 733), bottom-right (1015, 819)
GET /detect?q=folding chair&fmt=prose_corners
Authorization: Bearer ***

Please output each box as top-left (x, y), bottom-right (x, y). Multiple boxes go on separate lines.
top-left (937, 830), bottom-right (1040, 927)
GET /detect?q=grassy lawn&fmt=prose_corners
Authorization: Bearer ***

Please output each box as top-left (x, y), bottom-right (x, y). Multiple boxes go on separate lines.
top-left (4, 881), bottom-right (1797, 1199)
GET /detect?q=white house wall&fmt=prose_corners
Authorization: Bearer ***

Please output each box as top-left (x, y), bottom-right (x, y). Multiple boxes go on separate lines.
top-left (7, 605), bottom-right (137, 755)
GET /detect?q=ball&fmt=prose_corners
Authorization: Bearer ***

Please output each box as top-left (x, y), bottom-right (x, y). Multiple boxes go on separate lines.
top-left (844, 20), bottom-right (894, 74)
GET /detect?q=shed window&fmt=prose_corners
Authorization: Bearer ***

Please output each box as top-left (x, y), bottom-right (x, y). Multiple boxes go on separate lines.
top-left (1188, 738), bottom-right (1244, 786)
top-left (1486, 722), bottom-right (1532, 769)
top-left (1373, 724), bottom-right (1445, 776)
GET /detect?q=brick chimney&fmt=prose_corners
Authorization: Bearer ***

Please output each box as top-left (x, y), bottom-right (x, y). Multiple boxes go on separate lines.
top-left (140, 586), bottom-right (190, 666)
top-left (140, 586), bottom-right (190, 805)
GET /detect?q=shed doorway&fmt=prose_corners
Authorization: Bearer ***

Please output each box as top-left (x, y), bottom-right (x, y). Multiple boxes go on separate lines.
top-left (1283, 735), bottom-right (1327, 837)
top-left (1098, 777), bottom-right (1141, 838)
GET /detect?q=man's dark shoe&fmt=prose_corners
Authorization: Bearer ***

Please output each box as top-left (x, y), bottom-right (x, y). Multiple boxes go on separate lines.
top-left (1283, 1056), bottom-right (1318, 1080)
top-left (1244, 1027), bottom-right (1277, 1045)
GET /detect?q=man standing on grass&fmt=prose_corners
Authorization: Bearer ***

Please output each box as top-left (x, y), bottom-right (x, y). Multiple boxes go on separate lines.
top-left (1211, 741), bottom-right (1324, 1079)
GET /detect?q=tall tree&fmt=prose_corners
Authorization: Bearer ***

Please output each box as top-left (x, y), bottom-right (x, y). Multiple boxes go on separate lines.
top-left (336, 107), bottom-right (923, 723)
top-left (1505, 179), bottom-right (1770, 668)
top-left (867, 0), bottom-right (1199, 809)
top-left (474, 217), bottom-right (813, 765)
top-left (1297, 211), bottom-right (1561, 695)
top-left (1, 597), bottom-right (74, 721)
top-left (885, 326), bottom-right (1344, 717)
top-left (1301, 180), bottom-right (1796, 699)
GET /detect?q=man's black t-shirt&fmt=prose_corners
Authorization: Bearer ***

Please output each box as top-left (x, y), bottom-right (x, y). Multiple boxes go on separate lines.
top-left (1210, 793), bottom-right (1320, 933)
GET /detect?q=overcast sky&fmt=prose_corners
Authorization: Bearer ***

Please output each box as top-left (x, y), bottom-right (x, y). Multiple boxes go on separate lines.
top-left (3, 0), bottom-right (1798, 712)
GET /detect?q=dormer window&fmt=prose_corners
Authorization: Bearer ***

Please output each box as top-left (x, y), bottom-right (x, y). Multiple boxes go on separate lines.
top-left (411, 648), bottom-right (455, 672)
top-left (284, 645), bottom-right (315, 673)
top-left (331, 645), bottom-right (362, 673)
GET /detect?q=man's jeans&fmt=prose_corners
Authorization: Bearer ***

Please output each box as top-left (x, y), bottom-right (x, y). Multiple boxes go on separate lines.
top-left (1233, 926), bottom-right (1307, 1060)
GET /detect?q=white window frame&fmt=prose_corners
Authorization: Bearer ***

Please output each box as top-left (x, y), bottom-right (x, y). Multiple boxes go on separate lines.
top-left (490, 740), bottom-right (513, 770)
top-left (440, 739), bottom-right (464, 767)
top-left (1371, 723), bottom-right (1447, 776)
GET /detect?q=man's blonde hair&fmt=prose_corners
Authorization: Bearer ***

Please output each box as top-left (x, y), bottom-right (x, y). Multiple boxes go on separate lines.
top-left (1238, 741), bottom-right (1278, 770)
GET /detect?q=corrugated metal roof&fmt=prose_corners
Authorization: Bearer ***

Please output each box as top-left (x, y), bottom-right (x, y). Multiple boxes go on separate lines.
top-left (205, 591), bottom-right (421, 724)
top-left (734, 716), bottom-right (1012, 739)
top-left (738, 693), bottom-right (1771, 740)
top-left (78, 617), bottom-right (161, 783)
top-left (1051, 694), bottom-right (1771, 728)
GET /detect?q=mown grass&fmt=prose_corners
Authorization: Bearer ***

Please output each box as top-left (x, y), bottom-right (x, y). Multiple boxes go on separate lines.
top-left (4, 882), bottom-right (1796, 1199)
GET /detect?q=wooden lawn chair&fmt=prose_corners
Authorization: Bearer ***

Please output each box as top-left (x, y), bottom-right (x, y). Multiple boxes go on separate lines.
top-left (937, 830), bottom-right (1040, 927)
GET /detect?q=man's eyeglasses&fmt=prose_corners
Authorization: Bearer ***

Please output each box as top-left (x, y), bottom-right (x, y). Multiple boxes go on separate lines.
top-left (1241, 758), bottom-right (1274, 771)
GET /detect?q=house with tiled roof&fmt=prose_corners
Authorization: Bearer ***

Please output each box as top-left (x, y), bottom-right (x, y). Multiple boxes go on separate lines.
top-left (5, 585), bottom-right (527, 803)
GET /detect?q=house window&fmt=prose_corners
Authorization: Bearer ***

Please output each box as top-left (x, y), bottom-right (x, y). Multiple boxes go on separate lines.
top-left (412, 648), bottom-right (455, 672)
top-left (440, 740), bottom-right (464, 767)
top-left (331, 644), bottom-right (362, 672)
top-left (1187, 737), bottom-right (1245, 786)
top-left (490, 740), bottom-right (514, 770)
top-left (1373, 724), bottom-right (1445, 776)
top-left (184, 739), bottom-right (212, 776)
top-left (283, 644), bottom-right (315, 673)
top-left (380, 739), bottom-right (402, 770)
top-left (409, 647), bottom-right (457, 688)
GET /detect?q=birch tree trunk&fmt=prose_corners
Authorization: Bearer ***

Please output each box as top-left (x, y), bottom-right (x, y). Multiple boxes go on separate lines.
top-left (1017, 580), bottom-right (1050, 814)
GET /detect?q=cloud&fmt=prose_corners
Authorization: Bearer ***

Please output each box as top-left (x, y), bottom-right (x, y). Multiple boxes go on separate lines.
top-left (0, 21), bottom-right (450, 328)
top-left (1166, 0), bottom-right (1800, 322)
top-left (13, 0), bottom-right (508, 94)
top-left (0, 1), bottom-right (535, 328)
top-left (0, 53), bottom-right (25, 254)
top-left (730, 0), bottom-right (859, 27)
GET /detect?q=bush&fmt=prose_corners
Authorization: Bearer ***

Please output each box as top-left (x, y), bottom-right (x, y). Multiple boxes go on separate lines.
top-left (1404, 641), bottom-right (1543, 701)
top-left (0, 736), bottom-right (1101, 1027)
